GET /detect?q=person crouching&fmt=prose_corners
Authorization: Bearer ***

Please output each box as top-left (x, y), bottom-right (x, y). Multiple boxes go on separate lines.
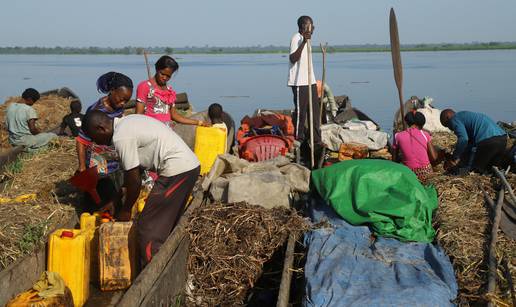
top-left (392, 112), bottom-right (442, 182)
top-left (82, 110), bottom-right (200, 267)
top-left (440, 109), bottom-right (507, 174)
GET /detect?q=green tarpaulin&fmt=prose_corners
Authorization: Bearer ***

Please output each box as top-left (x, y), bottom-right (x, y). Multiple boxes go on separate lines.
top-left (311, 159), bottom-right (437, 242)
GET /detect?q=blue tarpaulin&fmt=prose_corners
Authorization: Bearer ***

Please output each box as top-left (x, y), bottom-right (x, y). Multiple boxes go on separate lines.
top-left (303, 199), bottom-right (458, 307)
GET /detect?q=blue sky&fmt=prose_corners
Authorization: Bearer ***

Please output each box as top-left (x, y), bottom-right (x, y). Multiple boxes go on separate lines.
top-left (1, 0), bottom-right (515, 47)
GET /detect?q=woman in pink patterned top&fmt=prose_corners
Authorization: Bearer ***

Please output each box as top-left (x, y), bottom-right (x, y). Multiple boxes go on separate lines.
top-left (135, 55), bottom-right (208, 128)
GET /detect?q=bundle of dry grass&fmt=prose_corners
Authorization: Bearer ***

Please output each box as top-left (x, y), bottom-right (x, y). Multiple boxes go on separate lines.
top-left (0, 95), bottom-right (71, 148)
top-left (428, 132), bottom-right (516, 306)
top-left (431, 131), bottom-right (457, 151)
top-left (186, 203), bottom-right (309, 306)
top-left (0, 138), bottom-right (78, 269)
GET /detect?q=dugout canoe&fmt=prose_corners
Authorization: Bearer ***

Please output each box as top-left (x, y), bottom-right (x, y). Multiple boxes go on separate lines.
top-left (0, 185), bottom-right (298, 307)
top-left (1, 103), bottom-right (385, 306)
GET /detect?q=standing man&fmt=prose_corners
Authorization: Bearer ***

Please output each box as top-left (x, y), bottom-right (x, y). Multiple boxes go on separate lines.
top-left (288, 15), bottom-right (322, 164)
top-left (440, 109), bottom-right (507, 174)
top-left (82, 111), bottom-right (200, 267)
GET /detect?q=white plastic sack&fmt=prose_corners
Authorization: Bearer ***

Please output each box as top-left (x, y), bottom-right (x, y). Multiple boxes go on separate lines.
top-left (279, 164), bottom-right (311, 193)
top-left (342, 120), bottom-right (377, 131)
top-left (227, 171), bottom-right (291, 208)
top-left (417, 106), bottom-right (452, 133)
top-left (321, 124), bottom-right (388, 151)
top-left (204, 154), bottom-right (310, 209)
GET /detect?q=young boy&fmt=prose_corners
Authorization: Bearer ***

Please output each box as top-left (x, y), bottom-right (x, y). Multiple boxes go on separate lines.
top-left (5, 88), bottom-right (57, 151)
top-left (208, 103), bottom-right (235, 153)
top-left (208, 103), bottom-right (228, 131)
top-left (59, 99), bottom-right (84, 137)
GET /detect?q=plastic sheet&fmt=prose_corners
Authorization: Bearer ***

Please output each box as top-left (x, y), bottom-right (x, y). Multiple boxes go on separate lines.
top-left (303, 199), bottom-right (458, 307)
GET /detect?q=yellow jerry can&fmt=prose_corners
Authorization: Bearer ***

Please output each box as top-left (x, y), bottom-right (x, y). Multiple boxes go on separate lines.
top-left (80, 212), bottom-right (101, 285)
top-left (194, 126), bottom-right (227, 175)
top-left (98, 222), bottom-right (137, 291)
top-left (80, 212), bottom-right (100, 231)
top-left (47, 229), bottom-right (90, 307)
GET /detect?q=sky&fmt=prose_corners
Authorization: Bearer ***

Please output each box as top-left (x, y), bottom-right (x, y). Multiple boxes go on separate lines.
top-left (1, 1), bottom-right (515, 48)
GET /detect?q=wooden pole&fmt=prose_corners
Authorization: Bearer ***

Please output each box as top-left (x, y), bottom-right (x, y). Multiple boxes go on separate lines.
top-left (319, 43), bottom-right (328, 122)
top-left (389, 8), bottom-right (407, 131)
top-left (276, 233), bottom-right (297, 307)
top-left (306, 24), bottom-right (315, 169)
top-left (492, 166), bottom-right (516, 205)
top-left (502, 257), bottom-right (516, 307)
top-left (487, 186), bottom-right (505, 306)
top-left (143, 50), bottom-right (152, 81)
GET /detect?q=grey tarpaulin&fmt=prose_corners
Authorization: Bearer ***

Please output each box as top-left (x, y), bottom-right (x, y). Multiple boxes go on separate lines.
top-left (201, 154), bottom-right (310, 209)
top-left (303, 198), bottom-right (457, 307)
top-left (320, 123), bottom-right (388, 151)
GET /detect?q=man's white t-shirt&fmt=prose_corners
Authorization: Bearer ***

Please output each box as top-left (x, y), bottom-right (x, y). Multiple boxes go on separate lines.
top-left (287, 32), bottom-right (316, 86)
top-left (112, 115), bottom-right (200, 177)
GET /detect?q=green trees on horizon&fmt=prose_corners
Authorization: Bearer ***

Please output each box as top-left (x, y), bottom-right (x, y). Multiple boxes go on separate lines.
top-left (0, 42), bottom-right (514, 55)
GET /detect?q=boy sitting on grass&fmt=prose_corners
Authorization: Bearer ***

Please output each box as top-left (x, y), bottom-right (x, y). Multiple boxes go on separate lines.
top-left (5, 88), bottom-right (57, 151)
top-left (59, 99), bottom-right (84, 137)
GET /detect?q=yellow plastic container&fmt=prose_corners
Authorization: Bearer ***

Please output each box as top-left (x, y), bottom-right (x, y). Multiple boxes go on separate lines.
top-left (47, 229), bottom-right (90, 307)
top-left (194, 126), bottom-right (227, 175)
top-left (80, 212), bottom-right (100, 231)
top-left (80, 212), bottom-right (101, 284)
top-left (131, 188), bottom-right (149, 218)
top-left (99, 222), bottom-right (137, 291)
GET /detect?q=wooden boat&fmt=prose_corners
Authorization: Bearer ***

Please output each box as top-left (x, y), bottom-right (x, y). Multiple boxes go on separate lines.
top-left (0, 185), bottom-right (298, 306)
top-left (0, 98), bottom-right (384, 307)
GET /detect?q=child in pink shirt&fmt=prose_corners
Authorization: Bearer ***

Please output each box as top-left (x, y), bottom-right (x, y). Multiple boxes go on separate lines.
top-left (136, 55), bottom-right (208, 128)
top-left (392, 112), bottom-right (440, 182)
top-left (136, 80), bottom-right (176, 125)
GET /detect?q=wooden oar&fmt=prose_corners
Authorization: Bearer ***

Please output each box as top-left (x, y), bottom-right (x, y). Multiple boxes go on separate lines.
top-left (389, 8), bottom-right (407, 131)
top-left (143, 50), bottom-right (152, 81)
top-left (307, 24), bottom-right (315, 169)
top-left (320, 43), bottom-right (328, 122)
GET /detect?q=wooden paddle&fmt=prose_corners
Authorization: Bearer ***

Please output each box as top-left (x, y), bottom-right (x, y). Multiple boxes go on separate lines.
top-left (389, 8), bottom-right (407, 131)
top-left (143, 50), bottom-right (152, 81)
top-left (306, 24), bottom-right (315, 169)
top-left (320, 43), bottom-right (328, 122)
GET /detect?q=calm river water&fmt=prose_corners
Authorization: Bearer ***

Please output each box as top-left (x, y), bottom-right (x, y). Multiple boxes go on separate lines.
top-left (0, 50), bottom-right (515, 131)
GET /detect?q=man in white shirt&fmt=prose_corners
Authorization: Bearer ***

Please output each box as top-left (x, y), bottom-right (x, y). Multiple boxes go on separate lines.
top-left (288, 15), bottom-right (322, 151)
top-left (82, 111), bottom-right (200, 266)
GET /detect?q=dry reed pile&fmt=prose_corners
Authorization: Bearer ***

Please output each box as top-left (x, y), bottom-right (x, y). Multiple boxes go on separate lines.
top-left (0, 138), bottom-right (78, 269)
top-left (186, 202), bottom-right (308, 307)
top-left (0, 95), bottom-right (71, 148)
top-left (429, 132), bottom-right (515, 306)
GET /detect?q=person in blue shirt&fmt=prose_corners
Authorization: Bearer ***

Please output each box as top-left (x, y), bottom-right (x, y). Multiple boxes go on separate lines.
top-left (440, 109), bottom-right (507, 173)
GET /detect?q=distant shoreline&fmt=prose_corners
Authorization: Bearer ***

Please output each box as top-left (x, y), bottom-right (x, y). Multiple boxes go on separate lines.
top-left (0, 42), bottom-right (515, 55)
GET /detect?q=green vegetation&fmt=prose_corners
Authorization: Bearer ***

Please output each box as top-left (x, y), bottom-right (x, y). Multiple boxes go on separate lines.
top-left (0, 152), bottom-right (32, 188)
top-left (4, 155), bottom-right (25, 174)
top-left (19, 221), bottom-right (48, 254)
top-left (0, 42), bottom-right (515, 55)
